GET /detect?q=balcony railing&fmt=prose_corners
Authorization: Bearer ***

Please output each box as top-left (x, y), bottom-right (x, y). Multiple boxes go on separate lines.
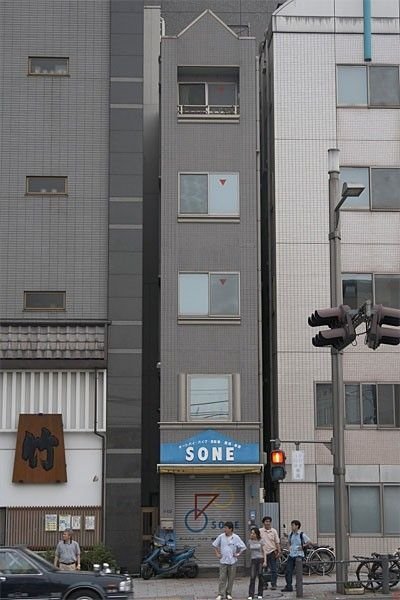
top-left (177, 104), bottom-right (240, 118)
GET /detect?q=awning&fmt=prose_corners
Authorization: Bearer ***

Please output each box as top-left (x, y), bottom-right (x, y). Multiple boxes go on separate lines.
top-left (158, 464), bottom-right (263, 474)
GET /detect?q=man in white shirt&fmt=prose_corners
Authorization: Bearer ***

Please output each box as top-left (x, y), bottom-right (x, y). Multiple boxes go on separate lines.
top-left (212, 521), bottom-right (246, 600)
top-left (259, 516), bottom-right (281, 590)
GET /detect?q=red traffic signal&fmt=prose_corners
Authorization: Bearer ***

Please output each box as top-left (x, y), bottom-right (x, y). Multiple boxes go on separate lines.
top-left (271, 450), bottom-right (285, 465)
top-left (308, 304), bottom-right (356, 350)
top-left (366, 304), bottom-right (400, 350)
top-left (270, 450), bottom-right (286, 482)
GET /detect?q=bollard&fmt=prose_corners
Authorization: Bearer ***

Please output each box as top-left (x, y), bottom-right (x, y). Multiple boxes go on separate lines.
top-left (295, 557), bottom-right (303, 598)
top-left (381, 554), bottom-right (389, 595)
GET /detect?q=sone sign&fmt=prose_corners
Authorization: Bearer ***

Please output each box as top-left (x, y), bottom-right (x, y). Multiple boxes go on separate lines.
top-left (160, 429), bottom-right (259, 465)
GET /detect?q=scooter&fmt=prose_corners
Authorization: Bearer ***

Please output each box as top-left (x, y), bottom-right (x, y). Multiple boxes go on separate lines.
top-left (140, 544), bottom-right (199, 579)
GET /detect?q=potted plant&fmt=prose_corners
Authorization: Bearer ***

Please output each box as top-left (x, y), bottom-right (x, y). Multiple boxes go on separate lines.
top-left (344, 581), bottom-right (365, 595)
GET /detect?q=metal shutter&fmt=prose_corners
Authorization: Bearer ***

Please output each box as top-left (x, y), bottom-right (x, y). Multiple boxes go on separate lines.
top-left (175, 475), bottom-right (245, 567)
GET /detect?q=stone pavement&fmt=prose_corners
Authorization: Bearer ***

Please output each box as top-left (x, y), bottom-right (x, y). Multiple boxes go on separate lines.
top-left (133, 574), bottom-right (396, 599)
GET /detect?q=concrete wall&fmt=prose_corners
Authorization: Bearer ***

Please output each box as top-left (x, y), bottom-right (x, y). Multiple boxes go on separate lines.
top-left (160, 13), bottom-right (260, 426)
top-left (0, 0), bottom-right (109, 320)
top-left (267, 2), bottom-right (400, 551)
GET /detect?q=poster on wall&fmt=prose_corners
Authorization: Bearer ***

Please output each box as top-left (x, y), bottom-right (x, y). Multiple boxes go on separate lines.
top-left (71, 515), bottom-right (81, 530)
top-left (59, 515), bottom-right (71, 531)
top-left (45, 514), bottom-right (58, 531)
top-left (85, 516), bottom-right (95, 530)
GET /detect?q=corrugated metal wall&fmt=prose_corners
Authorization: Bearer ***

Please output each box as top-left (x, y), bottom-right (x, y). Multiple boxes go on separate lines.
top-left (0, 370), bottom-right (106, 431)
top-left (5, 506), bottom-right (102, 549)
top-left (175, 475), bottom-right (245, 566)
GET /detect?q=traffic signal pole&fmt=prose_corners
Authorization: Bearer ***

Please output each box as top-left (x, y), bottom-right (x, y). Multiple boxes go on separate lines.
top-left (328, 149), bottom-right (348, 594)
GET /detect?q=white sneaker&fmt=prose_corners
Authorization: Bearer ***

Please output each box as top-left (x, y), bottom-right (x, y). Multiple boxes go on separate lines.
top-left (215, 596), bottom-right (222, 600)
top-left (258, 596), bottom-right (263, 599)
top-left (247, 597), bottom-right (253, 600)
top-left (227, 595), bottom-right (233, 600)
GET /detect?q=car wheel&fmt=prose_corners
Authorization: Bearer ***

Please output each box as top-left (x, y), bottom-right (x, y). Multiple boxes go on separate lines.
top-left (141, 564), bottom-right (154, 580)
top-left (68, 590), bottom-right (101, 600)
top-left (185, 564), bottom-right (199, 578)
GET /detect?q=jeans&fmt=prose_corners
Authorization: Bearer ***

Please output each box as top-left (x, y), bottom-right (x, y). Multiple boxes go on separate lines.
top-left (248, 557), bottom-right (264, 598)
top-left (266, 551), bottom-right (278, 587)
top-left (218, 563), bottom-right (236, 597)
top-left (285, 555), bottom-right (302, 590)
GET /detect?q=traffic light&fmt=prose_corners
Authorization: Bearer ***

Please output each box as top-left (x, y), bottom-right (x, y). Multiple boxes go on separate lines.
top-left (308, 304), bottom-right (355, 350)
top-left (366, 304), bottom-right (400, 350)
top-left (270, 449), bottom-right (286, 482)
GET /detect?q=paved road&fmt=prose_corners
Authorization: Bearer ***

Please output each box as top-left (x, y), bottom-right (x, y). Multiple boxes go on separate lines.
top-left (133, 574), bottom-right (396, 599)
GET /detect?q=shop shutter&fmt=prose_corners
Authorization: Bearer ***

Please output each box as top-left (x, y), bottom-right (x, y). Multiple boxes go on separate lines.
top-left (175, 475), bottom-right (245, 566)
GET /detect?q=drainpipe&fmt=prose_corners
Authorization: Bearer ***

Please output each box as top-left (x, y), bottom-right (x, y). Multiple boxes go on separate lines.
top-left (363, 0), bottom-right (372, 62)
top-left (255, 56), bottom-right (264, 502)
top-left (93, 368), bottom-right (106, 543)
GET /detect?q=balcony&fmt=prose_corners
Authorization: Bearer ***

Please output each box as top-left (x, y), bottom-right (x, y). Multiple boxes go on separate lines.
top-left (177, 67), bottom-right (240, 122)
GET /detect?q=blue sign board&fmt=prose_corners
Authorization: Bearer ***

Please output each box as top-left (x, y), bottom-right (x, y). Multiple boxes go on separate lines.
top-left (161, 429), bottom-right (259, 464)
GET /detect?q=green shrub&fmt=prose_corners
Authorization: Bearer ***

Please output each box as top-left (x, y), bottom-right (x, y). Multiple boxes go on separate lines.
top-left (80, 544), bottom-right (118, 572)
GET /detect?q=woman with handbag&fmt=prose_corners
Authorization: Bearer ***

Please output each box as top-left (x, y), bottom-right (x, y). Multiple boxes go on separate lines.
top-left (247, 527), bottom-right (267, 600)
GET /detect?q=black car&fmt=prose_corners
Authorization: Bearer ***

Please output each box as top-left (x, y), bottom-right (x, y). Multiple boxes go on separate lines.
top-left (0, 547), bottom-right (133, 600)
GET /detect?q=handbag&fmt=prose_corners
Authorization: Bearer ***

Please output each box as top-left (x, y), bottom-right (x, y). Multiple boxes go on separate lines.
top-left (261, 565), bottom-right (271, 584)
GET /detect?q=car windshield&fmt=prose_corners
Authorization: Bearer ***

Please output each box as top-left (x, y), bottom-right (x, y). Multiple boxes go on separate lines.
top-left (23, 548), bottom-right (57, 571)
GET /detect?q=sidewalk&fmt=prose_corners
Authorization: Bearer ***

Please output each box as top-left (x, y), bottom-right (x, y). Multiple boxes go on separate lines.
top-left (133, 574), bottom-right (396, 599)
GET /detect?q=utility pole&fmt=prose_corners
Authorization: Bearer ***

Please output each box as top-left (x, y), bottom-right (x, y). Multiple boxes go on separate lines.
top-left (328, 148), bottom-right (348, 594)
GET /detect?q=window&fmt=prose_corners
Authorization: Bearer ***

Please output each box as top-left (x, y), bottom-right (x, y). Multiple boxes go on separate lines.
top-left (342, 273), bottom-right (400, 310)
top-left (342, 274), bottom-right (372, 309)
top-left (318, 486), bottom-right (335, 534)
top-left (24, 291), bottom-right (66, 311)
top-left (0, 550), bottom-right (40, 574)
top-left (383, 486), bottom-right (400, 534)
top-left (177, 66), bottom-right (239, 118)
top-left (26, 177), bottom-right (67, 195)
top-left (178, 82), bottom-right (238, 115)
top-left (179, 173), bottom-right (239, 217)
top-left (375, 274), bottom-right (400, 308)
top-left (339, 167), bottom-right (370, 209)
top-left (187, 375), bottom-right (232, 421)
top-left (28, 57), bottom-right (69, 76)
top-left (337, 65), bottom-right (400, 106)
top-left (340, 167), bottom-right (400, 210)
top-left (315, 383), bottom-right (400, 428)
top-left (318, 485), bottom-right (400, 535)
top-left (350, 486), bottom-right (381, 533)
top-left (178, 272), bottom-right (240, 318)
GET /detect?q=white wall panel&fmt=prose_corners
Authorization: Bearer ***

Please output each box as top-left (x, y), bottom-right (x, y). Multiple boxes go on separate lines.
top-left (0, 432), bottom-right (102, 506)
top-left (0, 370), bottom-right (106, 432)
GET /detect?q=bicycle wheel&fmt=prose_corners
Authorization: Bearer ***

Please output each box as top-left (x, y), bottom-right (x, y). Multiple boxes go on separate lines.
top-left (356, 560), bottom-right (382, 590)
top-left (308, 548), bottom-right (335, 575)
top-left (278, 550), bottom-right (289, 576)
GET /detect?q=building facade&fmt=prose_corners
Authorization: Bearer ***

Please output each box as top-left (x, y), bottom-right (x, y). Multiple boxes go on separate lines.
top-left (0, 0), bottom-right (145, 570)
top-left (0, 0), bottom-right (279, 571)
top-left (261, 0), bottom-right (400, 553)
top-left (158, 10), bottom-right (263, 564)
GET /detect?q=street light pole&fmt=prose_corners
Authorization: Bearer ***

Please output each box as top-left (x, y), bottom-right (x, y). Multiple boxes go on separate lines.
top-left (328, 148), bottom-right (348, 594)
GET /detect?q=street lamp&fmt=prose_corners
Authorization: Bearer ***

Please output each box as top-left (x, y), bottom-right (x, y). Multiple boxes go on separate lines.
top-left (328, 148), bottom-right (364, 594)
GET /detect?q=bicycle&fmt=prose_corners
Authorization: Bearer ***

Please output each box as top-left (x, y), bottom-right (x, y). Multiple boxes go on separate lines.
top-left (355, 551), bottom-right (400, 591)
top-left (278, 544), bottom-right (336, 576)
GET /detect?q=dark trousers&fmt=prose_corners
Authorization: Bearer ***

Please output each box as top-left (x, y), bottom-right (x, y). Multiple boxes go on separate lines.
top-left (248, 557), bottom-right (264, 598)
top-left (266, 551), bottom-right (278, 587)
top-left (285, 556), bottom-right (298, 590)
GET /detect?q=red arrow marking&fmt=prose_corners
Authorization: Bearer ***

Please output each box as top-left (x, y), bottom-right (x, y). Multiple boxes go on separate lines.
top-left (194, 493), bottom-right (219, 519)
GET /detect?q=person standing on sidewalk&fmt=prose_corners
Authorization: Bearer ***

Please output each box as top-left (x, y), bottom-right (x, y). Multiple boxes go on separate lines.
top-left (212, 521), bottom-right (246, 600)
top-left (247, 527), bottom-right (267, 600)
top-left (54, 529), bottom-right (81, 570)
top-left (282, 520), bottom-right (311, 592)
top-left (259, 516), bottom-right (281, 591)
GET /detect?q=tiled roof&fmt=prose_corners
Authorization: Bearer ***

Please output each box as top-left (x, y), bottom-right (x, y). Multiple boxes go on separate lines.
top-left (0, 324), bottom-right (105, 359)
